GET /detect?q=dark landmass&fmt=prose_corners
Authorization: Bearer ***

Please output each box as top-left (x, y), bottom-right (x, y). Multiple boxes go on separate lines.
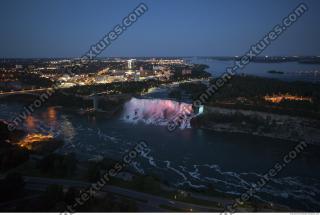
top-left (0, 120), bottom-right (29, 171)
top-left (267, 70), bottom-right (284, 74)
top-left (179, 75), bottom-right (320, 119)
top-left (175, 75), bottom-right (320, 144)
top-left (199, 56), bottom-right (320, 64)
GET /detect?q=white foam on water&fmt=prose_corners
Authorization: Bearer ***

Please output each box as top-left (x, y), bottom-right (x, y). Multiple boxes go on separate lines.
top-left (155, 161), bottom-right (320, 209)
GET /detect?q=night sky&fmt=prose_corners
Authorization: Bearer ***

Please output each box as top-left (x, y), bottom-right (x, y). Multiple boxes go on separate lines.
top-left (1, 0), bottom-right (319, 58)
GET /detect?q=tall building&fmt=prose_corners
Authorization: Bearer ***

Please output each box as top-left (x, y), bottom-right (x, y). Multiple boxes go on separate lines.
top-left (127, 59), bottom-right (135, 69)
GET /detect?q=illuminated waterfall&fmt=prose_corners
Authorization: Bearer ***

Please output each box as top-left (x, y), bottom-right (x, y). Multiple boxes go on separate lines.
top-left (122, 98), bottom-right (194, 129)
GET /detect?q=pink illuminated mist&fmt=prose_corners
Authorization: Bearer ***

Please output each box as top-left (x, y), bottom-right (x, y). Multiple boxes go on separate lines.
top-left (122, 98), bottom-right (193, 129)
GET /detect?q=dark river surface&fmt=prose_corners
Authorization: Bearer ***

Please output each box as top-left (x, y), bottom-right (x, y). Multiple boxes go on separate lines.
top-left (1, 97), bottom-right (320, 211)
top-left (1, 60), bottom-right (320, 210)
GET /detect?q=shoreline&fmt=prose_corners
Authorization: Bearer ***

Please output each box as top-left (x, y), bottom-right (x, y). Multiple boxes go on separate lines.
top-left (191, 106), bottom-right (320, 146)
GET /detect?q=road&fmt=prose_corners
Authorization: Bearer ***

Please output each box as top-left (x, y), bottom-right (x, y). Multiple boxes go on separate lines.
top-left (23, 176), bottom-right (224, 212)
top-left (0, 78), bottom-right (210, 98)
top-left (0, 88), bottom-right (53, 96)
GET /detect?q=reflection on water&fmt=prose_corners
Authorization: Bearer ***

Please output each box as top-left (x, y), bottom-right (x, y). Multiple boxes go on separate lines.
top-left (20, 107), bottom-right (76, 145)
top-left (40, 106), bottom-right (58, 126)
top-left (1, 103), bottom-right (320, 210)
top-left (25, 107), bottom-right (58, 131)
top-left (26, 115), bottom-right (36, 130)
top-left (47, 106), bottom-right (57, 125)
top-left (122, 97), bottom-right (193, 129)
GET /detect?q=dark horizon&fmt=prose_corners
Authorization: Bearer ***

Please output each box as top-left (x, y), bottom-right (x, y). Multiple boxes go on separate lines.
top-left (1, 55), bottom-right (320, 60)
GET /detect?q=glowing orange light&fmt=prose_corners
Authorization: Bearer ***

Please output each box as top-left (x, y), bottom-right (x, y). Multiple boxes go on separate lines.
top-left (264, 94), bottom-right (312, 103)
top-left (26, 116), bottom-right (36, 129)
top-left (47, 107), bottom-right (57, 125)
top-left (17, 133), bottom-right (53, 150)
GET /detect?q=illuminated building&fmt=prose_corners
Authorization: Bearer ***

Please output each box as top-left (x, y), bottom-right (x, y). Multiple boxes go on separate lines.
top-left (127, 59), bottom-right (135, 69)
top-left (17, 133), bottom-right (54, 150)
top-left (264, 94), bottom-right (312, 103)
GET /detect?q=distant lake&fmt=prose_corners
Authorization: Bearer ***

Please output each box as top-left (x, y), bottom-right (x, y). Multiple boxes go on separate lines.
top-left (187, 57), bottom-right (320, 83)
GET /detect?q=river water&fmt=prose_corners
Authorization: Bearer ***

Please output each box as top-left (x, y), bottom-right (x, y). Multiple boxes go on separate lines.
top-left (1, 60), bottom-right (320, 210)
top-left (187, 57), bottom-right (320, 82)
top-left (1, 97), bottom-right (320, 211)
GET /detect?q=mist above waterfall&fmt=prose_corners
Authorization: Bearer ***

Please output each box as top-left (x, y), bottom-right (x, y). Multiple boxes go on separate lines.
top-left (122, 98), bottom-right (193, 129)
